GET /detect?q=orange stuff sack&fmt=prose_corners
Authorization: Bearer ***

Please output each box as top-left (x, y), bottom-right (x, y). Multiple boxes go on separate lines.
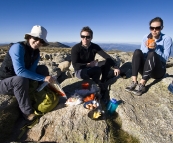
top-left (83, 93), bottom-right (95, 102)
top-left (147, 39), bottom-right (155, 49)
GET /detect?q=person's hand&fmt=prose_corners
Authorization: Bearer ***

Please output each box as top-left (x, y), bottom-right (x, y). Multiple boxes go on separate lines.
top-left (87, 60), bottom-right (98, 67)
top-left (113, 68), bottom-right (120, 76)
top-left (44, 76), bottom-right (55, 83)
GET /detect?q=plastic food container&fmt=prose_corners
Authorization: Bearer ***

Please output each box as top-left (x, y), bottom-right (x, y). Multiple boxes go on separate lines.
top-left (83, 100), bottom-right (99, 110)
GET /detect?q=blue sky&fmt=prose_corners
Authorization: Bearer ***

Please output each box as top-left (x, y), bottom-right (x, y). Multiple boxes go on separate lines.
top-left (0, 0), bottom-right (173, 43)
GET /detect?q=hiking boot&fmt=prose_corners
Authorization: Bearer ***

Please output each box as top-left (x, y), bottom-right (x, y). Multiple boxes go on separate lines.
top-left (132, 83), bottom-right (146, 96)
top-left (125, 81), bottom-right (138, 92)
top-left (23, 113), bottom-right (37, 121)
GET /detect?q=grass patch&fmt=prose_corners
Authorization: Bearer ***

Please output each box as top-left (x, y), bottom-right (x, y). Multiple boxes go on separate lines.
top-left (106, 112), bottom-right (139, 143)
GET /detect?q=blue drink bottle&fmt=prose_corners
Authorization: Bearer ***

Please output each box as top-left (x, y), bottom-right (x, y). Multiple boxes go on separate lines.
top-left (106, 98), bottom-right (118, 115)
top-left (168, 82), bottom-right (173, 94)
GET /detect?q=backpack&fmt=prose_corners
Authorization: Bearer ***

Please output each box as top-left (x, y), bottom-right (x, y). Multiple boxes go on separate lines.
top-left (29, 80), bottom-right (59, 115)
top-left (18, 81), bottom-right (59, 139)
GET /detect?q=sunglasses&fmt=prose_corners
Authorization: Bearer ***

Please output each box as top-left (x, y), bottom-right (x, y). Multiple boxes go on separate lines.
top-left (31, 36), bottom-right (45, 44)
top-left (150, 26), bottom-right (162, 31)
top-left (81, 35), bottom-right (91, 39)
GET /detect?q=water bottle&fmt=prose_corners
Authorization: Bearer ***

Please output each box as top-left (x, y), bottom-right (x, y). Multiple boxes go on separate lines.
top-left (168, 82), bottom-right (173, 94)
top-left (106, 98), bottom-right (118, 115)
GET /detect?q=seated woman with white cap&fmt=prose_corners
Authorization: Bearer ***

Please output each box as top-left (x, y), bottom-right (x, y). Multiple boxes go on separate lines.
top-left (0, 25), bottom-right (55, 121)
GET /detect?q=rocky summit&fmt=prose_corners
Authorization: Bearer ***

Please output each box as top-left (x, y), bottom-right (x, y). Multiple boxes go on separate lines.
top-left (0, 48), bottom-right (173, 143)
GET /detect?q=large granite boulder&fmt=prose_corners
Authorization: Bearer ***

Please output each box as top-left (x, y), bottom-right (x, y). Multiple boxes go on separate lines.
top-left (1, 50), bottom-right (173, 143)
top-left (26, 52), bottom-right (173, 143)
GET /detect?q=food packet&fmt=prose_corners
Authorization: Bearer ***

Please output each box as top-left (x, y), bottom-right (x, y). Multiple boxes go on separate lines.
top-left (65, 93), bottom-right (83, 106)
top-left (48, 80), bottom-right (67, 99)
top-left (37, 75), bottom-right (67, 99)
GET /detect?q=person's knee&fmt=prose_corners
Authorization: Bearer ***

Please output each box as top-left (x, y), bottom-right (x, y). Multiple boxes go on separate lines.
top-left (58, 61), bottom-right (71, 72)
top-left (14, 76), bottom-right (29, 86)
top-left (147, 51), bottom-right (155, 58)
top-left (133, 49), bottom-right (143, 57)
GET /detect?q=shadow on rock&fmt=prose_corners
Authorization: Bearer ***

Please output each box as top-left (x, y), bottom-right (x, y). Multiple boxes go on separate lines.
top-left (145, 78), bottom-right (162, 93)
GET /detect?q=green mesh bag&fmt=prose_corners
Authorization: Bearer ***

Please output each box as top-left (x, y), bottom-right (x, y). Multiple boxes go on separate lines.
top-left (29, 80), bottom-right (59, 115)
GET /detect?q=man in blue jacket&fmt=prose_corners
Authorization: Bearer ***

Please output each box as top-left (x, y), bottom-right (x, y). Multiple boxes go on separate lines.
top-left (0, 25), bottom-right (55, 121)
top-left (125, 17), bottom-right (172, 96)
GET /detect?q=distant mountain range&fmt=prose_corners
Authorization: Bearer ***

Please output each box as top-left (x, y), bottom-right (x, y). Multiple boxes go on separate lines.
top-left (47, 42), bottom-right (70, 48)
top-left (0, 42), bottom-right (140, 52)
top-left (0, 42), bottom-right (71, 48)
top-left (51, 42), bottom-right (173, 57)
top-left (97, 43), bottom-right (140, 52)
top-left (63, 42), bottom-right (141, 52)
top-left (0, 43), bottom-right (8, 46)
top-left (1, 42), bottom-right (172, 57)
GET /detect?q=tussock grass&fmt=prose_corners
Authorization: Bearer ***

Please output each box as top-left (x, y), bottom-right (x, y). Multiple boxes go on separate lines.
top-left (106, 113), bottom-right (139, 143)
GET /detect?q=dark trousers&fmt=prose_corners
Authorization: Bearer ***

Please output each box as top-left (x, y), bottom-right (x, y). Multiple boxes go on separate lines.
top-left (132, 49), bottom-right (166, 81)
top-left (0, 65), bottom-right (49, 115)
top-left (80, 59), bottom-right (113, 84)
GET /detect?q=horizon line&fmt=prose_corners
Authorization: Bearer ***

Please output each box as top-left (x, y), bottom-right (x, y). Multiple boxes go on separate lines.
top-left (0, 41), bottom-right (141, 44)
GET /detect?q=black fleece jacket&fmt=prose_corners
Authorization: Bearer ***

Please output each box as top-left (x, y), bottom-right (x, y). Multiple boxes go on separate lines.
top-left (71, 42), bottom-right (117, 71)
